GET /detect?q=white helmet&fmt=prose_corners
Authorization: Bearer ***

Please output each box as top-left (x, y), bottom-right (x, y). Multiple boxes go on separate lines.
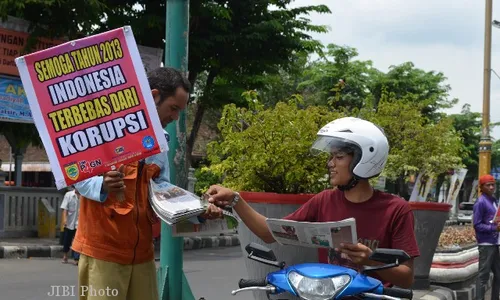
top-left (311, 117), bottom-right (389, 179)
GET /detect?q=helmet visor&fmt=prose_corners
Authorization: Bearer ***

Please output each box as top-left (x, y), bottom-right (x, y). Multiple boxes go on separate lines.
top-left (310, 136), bottom-right (360, 157)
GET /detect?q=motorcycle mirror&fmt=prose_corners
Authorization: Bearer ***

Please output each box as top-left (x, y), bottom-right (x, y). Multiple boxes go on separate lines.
top-left (245, 243), bottom-right (286, 269)
top-left (369, 248), bottom-right (411, 264)
top-left (245, 243), bottom-right (277, 261)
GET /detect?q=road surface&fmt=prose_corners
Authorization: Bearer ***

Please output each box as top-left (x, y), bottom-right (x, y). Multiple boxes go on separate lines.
top-left (0, 246), bottom-right (255, 300)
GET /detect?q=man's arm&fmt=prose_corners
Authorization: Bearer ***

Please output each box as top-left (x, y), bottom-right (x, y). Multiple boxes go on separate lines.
top-left (60, 195), bottom-right (68, 226)
top-left (370, 257), bottom-right (415, 288)
top-left (74, 176), bottom-right (107, 202)
top-left (61, 209), bottom-right (68, 227)
top-left (232, 199), bottom-right (275, 243)
top-left (73, 165), bottom-right (126, 202)
top-left (339, 243), bottom-right (415, 289)
top-left (380, 207), bottom-right (420, 288)
top-left (207, 185), bottom-right (320, 244)
top-left (147, 149), bottom-right (170, 184)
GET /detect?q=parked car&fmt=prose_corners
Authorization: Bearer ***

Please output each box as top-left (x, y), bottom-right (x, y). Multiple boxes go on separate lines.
top-left (457, 202), bottom-right (475, 225)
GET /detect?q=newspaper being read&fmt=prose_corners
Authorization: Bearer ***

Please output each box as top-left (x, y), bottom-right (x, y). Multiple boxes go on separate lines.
top-left (266, 218), bottom-right (357, 249)
top-left (149, 179), bottom-right (239, 237)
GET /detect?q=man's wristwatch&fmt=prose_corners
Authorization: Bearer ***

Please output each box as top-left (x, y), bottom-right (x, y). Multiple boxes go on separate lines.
top-left (228, 192), bottom-right (241, 208)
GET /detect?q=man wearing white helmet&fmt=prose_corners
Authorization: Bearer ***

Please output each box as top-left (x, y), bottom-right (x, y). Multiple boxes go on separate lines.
top-left (205, 117), bottom-right (420, 288)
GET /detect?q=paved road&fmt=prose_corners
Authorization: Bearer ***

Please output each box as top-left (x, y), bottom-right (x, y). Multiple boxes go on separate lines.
top-left (0, 246), bottom-right (255, 300)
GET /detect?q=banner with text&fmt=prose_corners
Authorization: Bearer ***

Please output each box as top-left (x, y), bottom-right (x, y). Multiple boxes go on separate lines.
top-left (0, 76), bottom-right (32, 123)
top-left (15, 26), bottom-right (168, 189)
top-left (0, 27), bottom-right (65, 77)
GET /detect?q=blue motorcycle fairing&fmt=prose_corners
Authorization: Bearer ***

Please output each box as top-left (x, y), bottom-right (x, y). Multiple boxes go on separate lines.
top-left (265, 263), bottom-right (384, 298)
top-left (336, 272), bottom-right (384, 299)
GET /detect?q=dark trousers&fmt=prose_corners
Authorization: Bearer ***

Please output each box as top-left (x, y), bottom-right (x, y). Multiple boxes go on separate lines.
top-left (62, 227), bottom-right (79, 260)
top-left (477, 245), bottom-right (500, 300)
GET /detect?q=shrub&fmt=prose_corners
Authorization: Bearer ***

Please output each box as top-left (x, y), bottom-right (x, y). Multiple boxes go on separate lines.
top-left (206, 91), bottom-right (343, 194)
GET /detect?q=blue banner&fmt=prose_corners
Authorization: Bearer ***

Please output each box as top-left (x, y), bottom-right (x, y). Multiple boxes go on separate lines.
top-left (0, 76), bottom-right (33, 123)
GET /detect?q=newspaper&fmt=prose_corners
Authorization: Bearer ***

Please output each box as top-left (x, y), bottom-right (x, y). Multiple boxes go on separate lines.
top-left (149, 179), bottom-right (205, 225)
top-left (266, 218), bottom-right (357, 249)
top-left (149, 179), bottom-right (239, 237)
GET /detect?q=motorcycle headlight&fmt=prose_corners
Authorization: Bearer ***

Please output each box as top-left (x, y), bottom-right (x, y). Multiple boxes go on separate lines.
top-left (288, 271), bottom-right (350, 300)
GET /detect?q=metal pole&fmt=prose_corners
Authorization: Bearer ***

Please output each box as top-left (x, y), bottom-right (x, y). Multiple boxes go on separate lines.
top-left (479, 0), bottom-right (493, 178)
top-left (159, 1), bottom-right (194, 300)
top-left (8, 146), bottom-right (12, 184)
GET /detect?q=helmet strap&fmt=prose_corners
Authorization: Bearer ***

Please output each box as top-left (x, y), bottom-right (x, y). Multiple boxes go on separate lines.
top-left (337, 176), bottom-right (360, 191)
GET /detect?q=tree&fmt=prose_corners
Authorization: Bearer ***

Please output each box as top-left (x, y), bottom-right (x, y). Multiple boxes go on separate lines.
top-left (358, 90), bottom-right (464, 197)
top-left (255, 51), bottom-right (310, 107)
top-left (1, 0), bottom-right (331, 166)
top-left (371, 62), bottom-right (459, 120)
top-left (185, 1), bottom-right (331, 165)
top-left (292, 44), bottom-right (459, 120)
top-left (297, 44), bottom-right (380, 110)
top-left (207, 89), bottom-right (464, 197)
top-left (206, 91), bottom-right (341, 194)
top-left (492, 139), bottom-right (500, 169)
top-left (448, 104), bottom-right (481, 179)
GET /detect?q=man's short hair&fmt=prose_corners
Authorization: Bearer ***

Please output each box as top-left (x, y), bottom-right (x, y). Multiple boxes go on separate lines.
top-left (147, 67), bottom-right (191, 104)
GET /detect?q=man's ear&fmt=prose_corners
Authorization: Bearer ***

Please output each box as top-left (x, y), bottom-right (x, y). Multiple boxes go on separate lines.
top-left (151, 89), bottom-right (161, 105)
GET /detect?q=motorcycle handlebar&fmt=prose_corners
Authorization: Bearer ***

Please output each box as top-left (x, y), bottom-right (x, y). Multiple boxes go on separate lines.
top-left (383, 287), bottom-right (413, 299)
top-left (238, 278), bottom-right (267, 288)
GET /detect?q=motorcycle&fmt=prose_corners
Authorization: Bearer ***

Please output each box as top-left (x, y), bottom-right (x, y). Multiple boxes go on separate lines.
top-left (232, 242), bottom-right (413, 300)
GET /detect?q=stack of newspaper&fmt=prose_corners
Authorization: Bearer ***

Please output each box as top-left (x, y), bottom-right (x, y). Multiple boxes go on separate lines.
top-left (149, 179), bottom-right (206, 225)
top-left (149, 179), bottom-right (239, 237)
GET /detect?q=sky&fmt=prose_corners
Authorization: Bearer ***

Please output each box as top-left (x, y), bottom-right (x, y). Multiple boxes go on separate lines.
top-left (291, 0), bottom-right (500, 139)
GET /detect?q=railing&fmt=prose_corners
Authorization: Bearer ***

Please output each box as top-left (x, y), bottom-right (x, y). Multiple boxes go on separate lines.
top-left (0, 168), bottom-right (197, 238)
top-left (0, 186), bottom-right (65, 238)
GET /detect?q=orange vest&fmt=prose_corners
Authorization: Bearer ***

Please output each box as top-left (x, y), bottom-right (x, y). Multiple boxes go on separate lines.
top-left (72, 160), bottom-right (161, 265)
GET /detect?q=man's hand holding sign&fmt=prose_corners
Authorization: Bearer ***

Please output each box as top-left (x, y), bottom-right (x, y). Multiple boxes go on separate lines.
top-left (102, 165), bottom-right (126, 201)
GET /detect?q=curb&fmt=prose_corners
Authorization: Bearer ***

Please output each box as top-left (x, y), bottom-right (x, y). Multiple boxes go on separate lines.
top-left (0, 245), bottom-right (63, 259)
top-left (0, 235), bottom-right (240, 259)
top-left (182, 235), bottom-right (240, 250)
top-left (414, 285), bottom-right (455, 300)
top-left (452, 274), bottom-right (492, 300)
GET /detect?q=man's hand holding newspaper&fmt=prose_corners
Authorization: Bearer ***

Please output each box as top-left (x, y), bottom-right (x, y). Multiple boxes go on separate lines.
top-left (149, 180), bottom-right (239, 237)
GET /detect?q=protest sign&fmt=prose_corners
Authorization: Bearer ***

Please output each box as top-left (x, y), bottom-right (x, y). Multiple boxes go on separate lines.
top-left (15, 26), bottom-right (168, 190)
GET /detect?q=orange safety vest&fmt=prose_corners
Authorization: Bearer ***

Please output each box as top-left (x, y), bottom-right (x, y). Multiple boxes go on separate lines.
top-left (72, 160), bottom-right (161, 265)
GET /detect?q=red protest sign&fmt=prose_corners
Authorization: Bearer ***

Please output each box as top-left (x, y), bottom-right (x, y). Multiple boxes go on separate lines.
top-left (15, 26), bottom-right (168, 190)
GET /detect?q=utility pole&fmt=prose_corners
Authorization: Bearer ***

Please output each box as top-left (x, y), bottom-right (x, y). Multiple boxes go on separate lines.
top-left (158, 1), bottom-right (195, 299)
top-left (479, 0), bottom-right (493, 178)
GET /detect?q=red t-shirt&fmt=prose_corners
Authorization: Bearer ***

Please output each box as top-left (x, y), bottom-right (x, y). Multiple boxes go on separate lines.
top-left (283, 189), bottom-right (420, 284)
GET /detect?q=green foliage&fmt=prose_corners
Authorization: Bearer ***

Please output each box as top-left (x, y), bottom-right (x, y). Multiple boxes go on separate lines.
top-left (206, 91), bottom-right (340, 194)
top-left (193, 166), bottom-right (221, 196)
top-left (0, 122), bottom-right (42, 150)
top-left (360, 91), bottom-right (464, 180)
top-left (3, 0), bottom-right (332, 164)
top-left (372, 62), bottom-right (459, 121)
top-left (0, 0), bottom-right (107, 42)
top-left (297, 44), bottom-right (380, 110)
top-left (448, 104), bottom-right (482, 178)
top-left (295, 44), bottom-right (458, 121)
top-left (207, 88), bottom-right (465, 194)
top-left (492, 140), bottom-right (500, 169)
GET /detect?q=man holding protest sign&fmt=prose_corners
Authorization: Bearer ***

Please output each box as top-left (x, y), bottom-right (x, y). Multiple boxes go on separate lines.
top-left (73, 67), bottom-right (222, 300)
top-left (72, 67), bottom-right (189, 299)
top-left (15, 27), bottom-right (223, 300)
